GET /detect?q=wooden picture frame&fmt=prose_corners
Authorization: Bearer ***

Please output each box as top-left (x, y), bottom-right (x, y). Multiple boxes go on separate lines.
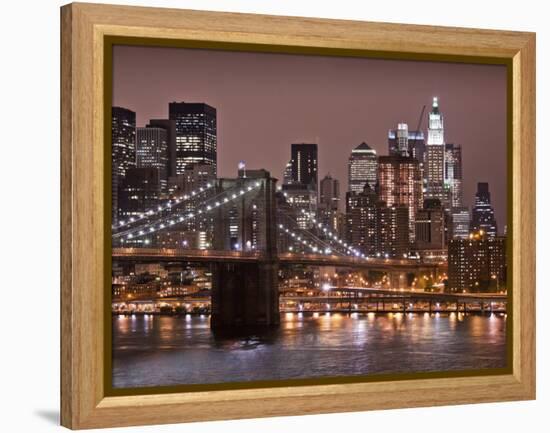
top-left (60, 2), bottom-right (536, 429)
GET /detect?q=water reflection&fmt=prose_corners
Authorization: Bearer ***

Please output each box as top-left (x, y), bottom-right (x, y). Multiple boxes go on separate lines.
top-left (113, 312), bottom-right (507, 389)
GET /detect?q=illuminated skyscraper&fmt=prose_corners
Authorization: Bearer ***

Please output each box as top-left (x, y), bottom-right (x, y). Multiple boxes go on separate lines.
top-left (450, 206), bottom-right (471, 240)
top-left (281, 184), bottom-right (317, 230)
top-left (348, 142), bottom-right (378, 193)
top-left (425, 97), bottom-right (446, 203)
top-left (444, 143), bottom-right (463, 209)
top-left (345, 184), bottom-right (378, 256)
top-left (377, 155), bottom-right (423, 242)
top-left (388, 123), bottom-right (425, 161)
top-left (168, 102), bottom-right (217, 175)
top-left (136, 127), bottom-right (169, 193)
top-left (112, 106), bottom-right (136, 224)
top-left (470, 182), bottom-right (498, 237)
top-left (376, 203), bottom-right (409, 258)
top-left (290, 143), bottom-right (318, 191)
top-left (283, 160), bottom-right (293, 185)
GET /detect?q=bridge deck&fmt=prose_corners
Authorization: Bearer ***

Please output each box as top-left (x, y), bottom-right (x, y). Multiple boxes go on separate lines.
top-left (112, 248), bottom-right (445, 269)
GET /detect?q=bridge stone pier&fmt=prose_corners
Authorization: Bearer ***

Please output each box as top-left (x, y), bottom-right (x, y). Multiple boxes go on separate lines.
top-left (210, 170), bottom-right (280, 329)
top-left (389, 271), bottom-right (408, 290)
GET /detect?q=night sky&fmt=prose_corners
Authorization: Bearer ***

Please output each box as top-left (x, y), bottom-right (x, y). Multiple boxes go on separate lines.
top-left (112, 45), bottom-right (508, 231)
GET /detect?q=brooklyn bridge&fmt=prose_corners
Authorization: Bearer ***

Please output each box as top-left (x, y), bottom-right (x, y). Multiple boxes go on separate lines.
top-left (112, 170), bottom-right (502, 329)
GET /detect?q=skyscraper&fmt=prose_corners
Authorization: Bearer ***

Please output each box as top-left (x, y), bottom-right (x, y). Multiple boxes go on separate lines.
top-left (345, 184), bottom-right (378, 256)
top-left (118, 167), bottom-right (161, 223)
top-left (283, 160), bottom-right (293, 186)
top-left (147, 119), bottom-right (177, 177)
top-left (450, 206), bottom-right (470, 239)
top-left (112, 106), bottom-right (136, 224)
top-left (168, 102), bottom-right (217, 175)
top-left (444, 143), bottom-right (463, 208)
top-left (319, 174), bottom-right (341, 234)
top-left (348, 142), bottom-right (378, 193)
top-left (470, 182), bottom-right (498, 236)
top-left (136, 127), bottom-right (169, 193)
top-left (281, 184), bottom-right (318, 230)
top-left (319, 174), bottom-right (340, 211)
top-left (425, 97), bottom-right (446, 203)
top-left (376, 203), bottom-right (410, 258)
top-left (415, 199), bottom-right (445, 251)
top-left (389, 125), bottom-right (425, 162)
top-left (290, 143), bottom-right (318, 190)
top-left (377, 154), bottom-right (423, 242)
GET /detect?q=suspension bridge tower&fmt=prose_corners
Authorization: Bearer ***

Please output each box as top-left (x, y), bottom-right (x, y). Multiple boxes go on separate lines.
top-left (210, 169), bottom-right (280, 329)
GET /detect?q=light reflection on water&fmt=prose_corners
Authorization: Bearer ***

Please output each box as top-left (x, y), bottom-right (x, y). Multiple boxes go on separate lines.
top-left (112, 312), bottom-right (507, 389)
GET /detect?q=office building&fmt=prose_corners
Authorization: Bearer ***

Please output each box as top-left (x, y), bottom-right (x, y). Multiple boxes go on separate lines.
top-left (377, 203), bottom-right (409, 258)
top-left (388, 124), bottom-right (425, 162)
top-left (282, 183), bottom-right (318, 229)
top-left (147, 119), bottom-right (177, 177)
top-left (425, 97), bottom-right (446, 203)
top-left (345, 184), bottom-right (378, 256)
top-left (348, 142), bottom-right (378, 193)
top-left (415, 199), bottom-right (445, 250)
top-left (444, 143), bottom-right (463, 209)
top-left (118, 167), bottom-right (162, 226)
top-left (290, 143), bottom-right (318, 190)
top-left (470, 182), bottom-right (498, 237)
top-left (377, 154), bottom-right (423, 242)
top-left (136, 126), bottom-right (169, 193)
top-left (168, 102), bottom-right (217, 175)
top-left (112, 106), bottom-right (136, 223)
top-left (450, 206), bottom-right (470, 239)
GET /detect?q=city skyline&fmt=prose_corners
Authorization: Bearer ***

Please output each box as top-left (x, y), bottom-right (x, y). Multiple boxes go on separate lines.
top-left (110, 46), bottom-right (508, 389)
top-left (113, 45), bottom-right (508, 231)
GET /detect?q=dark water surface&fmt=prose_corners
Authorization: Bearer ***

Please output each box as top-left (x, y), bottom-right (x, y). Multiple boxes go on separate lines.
top-left (112, 312), bottom-right (507, 388)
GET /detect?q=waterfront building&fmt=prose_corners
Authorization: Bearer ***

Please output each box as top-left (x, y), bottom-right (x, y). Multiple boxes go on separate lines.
top-left (112, 106), bottom-right (136, 224)
top-left (136, 126), bottom-right (169, 193)
top-left (470, 182), bottom-right (498, 237)
top-left (348, 142), bottom-right (378, 193)
top-left (448, 231), bottom-right (506, 292)
top-left (168, 102), bottom-right (217, 175)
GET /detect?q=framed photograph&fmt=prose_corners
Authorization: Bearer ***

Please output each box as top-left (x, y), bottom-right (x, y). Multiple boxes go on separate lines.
top-left (60, 3), bottom-right (536, 429)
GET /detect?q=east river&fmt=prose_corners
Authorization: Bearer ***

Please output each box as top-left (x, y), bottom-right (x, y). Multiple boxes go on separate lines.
top-left (112, 312), bottom-right (507, 388)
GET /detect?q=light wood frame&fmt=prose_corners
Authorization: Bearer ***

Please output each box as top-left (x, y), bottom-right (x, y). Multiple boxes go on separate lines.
top-left (61, 2), bottom-right (536, 429)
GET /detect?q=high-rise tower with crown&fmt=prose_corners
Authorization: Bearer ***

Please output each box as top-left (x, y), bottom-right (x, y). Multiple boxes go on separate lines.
top-left (425, 97), bottom-right (446, 204)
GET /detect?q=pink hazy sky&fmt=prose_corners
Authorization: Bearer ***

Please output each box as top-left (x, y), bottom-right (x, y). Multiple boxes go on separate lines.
top-left (113, 45), bottom-right (508, 230)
